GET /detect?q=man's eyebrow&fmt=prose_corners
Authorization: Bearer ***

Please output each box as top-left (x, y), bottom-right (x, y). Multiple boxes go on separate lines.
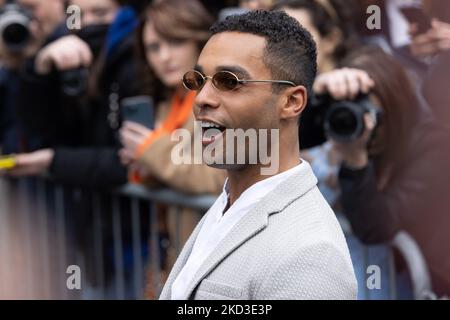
top-left (216, 66), bottom-right (251, 79)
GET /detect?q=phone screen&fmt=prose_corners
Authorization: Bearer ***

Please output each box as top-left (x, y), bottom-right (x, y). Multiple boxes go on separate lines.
top-left (121, 96), bottom-right (155, 129)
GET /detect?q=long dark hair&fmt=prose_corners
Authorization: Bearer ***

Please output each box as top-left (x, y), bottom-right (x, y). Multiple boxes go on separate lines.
top-left (135, 0), bottom-right (214, 104)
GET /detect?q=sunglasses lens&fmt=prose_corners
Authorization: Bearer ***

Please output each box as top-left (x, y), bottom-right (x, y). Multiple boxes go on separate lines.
top-left (213, 71), bottom-right (239, 91)
top-left (183, 71), bottom-right (204, 90)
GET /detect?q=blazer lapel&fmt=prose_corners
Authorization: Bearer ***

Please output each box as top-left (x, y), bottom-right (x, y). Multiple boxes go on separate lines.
top-left (183, 161), bottom-right (318, 299)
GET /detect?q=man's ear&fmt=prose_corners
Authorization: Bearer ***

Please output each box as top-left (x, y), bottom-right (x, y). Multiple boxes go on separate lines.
top-left (279, 86), bottom-right (308, 120)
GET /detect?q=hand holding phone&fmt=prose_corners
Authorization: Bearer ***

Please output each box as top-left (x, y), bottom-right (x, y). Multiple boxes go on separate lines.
top-left (121, 96), bottom-right (155, 129)
top-left (401, 7), bottom-right (432, 35)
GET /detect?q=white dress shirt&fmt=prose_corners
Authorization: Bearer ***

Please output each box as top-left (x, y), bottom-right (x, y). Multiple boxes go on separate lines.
top-left (171, 160), bottom-right (306, 300)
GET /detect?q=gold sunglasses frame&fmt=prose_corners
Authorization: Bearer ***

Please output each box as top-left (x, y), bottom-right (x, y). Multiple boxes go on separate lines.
top-left (182, 70), bottom-right (296, 91)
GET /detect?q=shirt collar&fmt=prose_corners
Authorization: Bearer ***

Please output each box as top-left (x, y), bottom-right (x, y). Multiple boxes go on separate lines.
top-left (219, 160), bottom-right (305, 217)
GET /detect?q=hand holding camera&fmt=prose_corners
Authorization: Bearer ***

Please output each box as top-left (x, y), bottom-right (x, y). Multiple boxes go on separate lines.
top-left (313, 67), bottom-right (375, 100)
top-left (318, 68), bottom-right (378, 169)
top-left (301, 68), bottom-right (379, 169)
top-left (35, 35), bottom-right (93, 75)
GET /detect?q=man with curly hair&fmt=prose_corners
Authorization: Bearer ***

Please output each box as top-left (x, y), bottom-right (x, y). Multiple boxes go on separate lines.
top-left (160, 10), bottom-right (357, 300)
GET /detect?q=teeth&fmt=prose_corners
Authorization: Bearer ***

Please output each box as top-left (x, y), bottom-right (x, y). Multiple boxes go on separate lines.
top-left (201, 121), bottom-right (222, 129)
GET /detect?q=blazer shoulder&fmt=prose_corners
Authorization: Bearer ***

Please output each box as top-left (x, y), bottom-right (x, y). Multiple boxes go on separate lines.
top-left (260, 186), bottom-right (353, 271)
top-left (274, 186), bottom-right (345, 243)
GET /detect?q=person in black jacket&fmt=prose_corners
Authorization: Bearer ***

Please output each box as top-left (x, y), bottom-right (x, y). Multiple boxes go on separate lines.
top-left (0, 0), bottom-right (66, 154)
top-left (6, 0), bottom-right (143, 189)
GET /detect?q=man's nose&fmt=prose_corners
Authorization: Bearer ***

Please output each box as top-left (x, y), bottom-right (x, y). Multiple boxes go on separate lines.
top-left (194, 80), bottom-right (220, 110)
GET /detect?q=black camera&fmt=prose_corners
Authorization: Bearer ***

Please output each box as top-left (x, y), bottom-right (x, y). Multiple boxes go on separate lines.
top-left (0, 1), bottom-right (32, 53)
top-left (300, 94), bottom-right (382, 149)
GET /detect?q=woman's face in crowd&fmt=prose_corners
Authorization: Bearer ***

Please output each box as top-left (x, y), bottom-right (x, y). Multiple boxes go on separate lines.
top-left (70, 0), bottom-right (119, 27)
top-left (143, 21), bottom-right (200, 89)
top-left (283, 8), bottom-right (339, 73)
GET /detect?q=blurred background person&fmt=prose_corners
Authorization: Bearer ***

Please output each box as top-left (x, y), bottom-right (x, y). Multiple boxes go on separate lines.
top-left (276, 0), bottom-right (450, 298)
top-left (8, 0), bottom-right (140, 188)
top-left (120, 0), bottom-right (224, 194)
top-left (409, 0), bottom-right (450, 60)
top-left (0, 0), bottom-right (65, 155)
top-left (273, 0), bottom-right (360, 190)
top-left (351, 0), bottom-right (429, 79)
top-left (352, 0), bottom-right (450, 110)
top-left (274, 0), bottom-right (357, 76)
top-left (119, 0), bottom-right (226, 296)
top-left (333, 47), bottom-right (450, 297)
top-left (409, 0), bottom-right (450, 123)
top-left (274, 0), bottom-right (389, 300)
top-left (274, 0), bottom-right (438, 299)
top-left (2, 0), bottom-right (152, 299)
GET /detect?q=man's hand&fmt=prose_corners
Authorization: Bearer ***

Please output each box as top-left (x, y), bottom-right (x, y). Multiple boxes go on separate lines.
top-left (35, 35), bottom-right (93, 75)
top-left (410, 19), bottom-right (450, 58)
top-left (119, 121), bottom-right (153, 165)
top-left (4, 149), bottom-right (55, 177)
top-left (313, 68), bottom-right (375, 101)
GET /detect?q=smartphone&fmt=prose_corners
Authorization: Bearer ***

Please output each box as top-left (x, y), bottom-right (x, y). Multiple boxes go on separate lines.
top-left (0, 155), bottom-right (16, 170)
top-left (121, 96), bottom-right (155, 129)
top-left (400, 7), bottom-right (432, 35)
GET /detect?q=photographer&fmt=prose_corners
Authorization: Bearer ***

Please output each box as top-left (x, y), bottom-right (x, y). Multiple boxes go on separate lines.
top-left (3, 0), bottom-right (150, 298)
top-left (275, 0), bottom-right (447, 298)
top-left (323, 47), bottom-right (450, 296)
top-left (0, 0), bottom-right (65, 154)
top-left (7, 0), bottom-right (144, 188)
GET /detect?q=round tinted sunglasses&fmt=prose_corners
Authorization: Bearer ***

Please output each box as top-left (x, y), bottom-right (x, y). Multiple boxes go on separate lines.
top-left (182, 70), bottom-right (296, 92)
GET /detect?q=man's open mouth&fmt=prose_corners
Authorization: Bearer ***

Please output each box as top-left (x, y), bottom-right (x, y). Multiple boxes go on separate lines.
top-left (200, 121), bottom-right (227, 145)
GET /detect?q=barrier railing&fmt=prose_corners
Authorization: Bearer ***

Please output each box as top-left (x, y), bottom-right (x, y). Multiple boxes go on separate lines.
top-left (0, 177), bottom-right (432, 300)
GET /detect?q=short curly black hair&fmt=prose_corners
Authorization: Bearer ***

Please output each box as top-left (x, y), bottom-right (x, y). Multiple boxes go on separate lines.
top-left (210, 10), bottom-right (317, 93)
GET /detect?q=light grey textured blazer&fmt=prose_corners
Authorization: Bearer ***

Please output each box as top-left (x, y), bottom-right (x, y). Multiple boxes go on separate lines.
top-left (160, 162), bottom-right (357, 300)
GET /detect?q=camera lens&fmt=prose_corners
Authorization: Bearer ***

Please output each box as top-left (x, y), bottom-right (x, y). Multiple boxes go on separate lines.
top-left (0, 4), bottom-right (32, 52)
top-left (324, 102), bottom-right (365, 142)
top-left (328, 107), bottom-right (359, 137)
top-left (2, 22), bottom-right (30, 47)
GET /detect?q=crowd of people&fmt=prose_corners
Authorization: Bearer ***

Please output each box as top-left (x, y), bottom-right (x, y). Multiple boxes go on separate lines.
top-left (1, 0), bottom-right (450, 299)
